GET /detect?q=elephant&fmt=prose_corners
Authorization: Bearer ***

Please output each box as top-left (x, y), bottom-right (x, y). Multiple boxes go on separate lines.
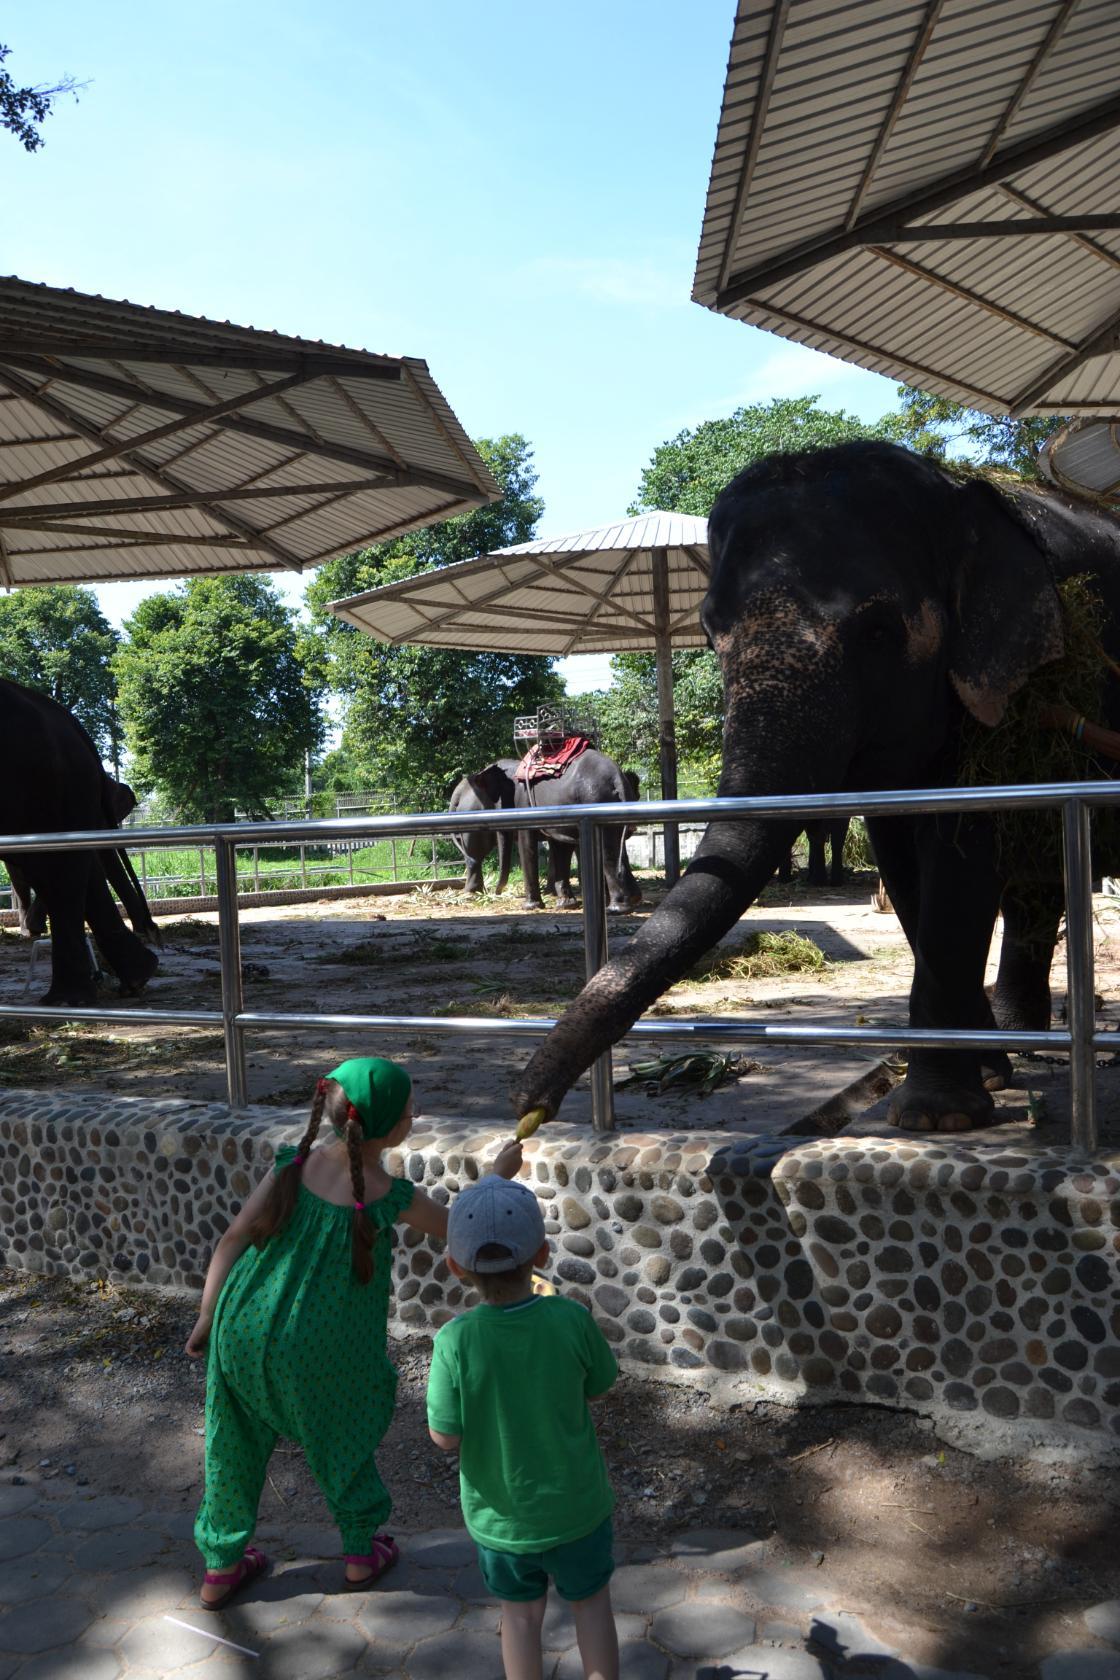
top-left (0, 679), bottom-right (160, 1005)
top-left (467, 751), bottom-right (644, 912)
top-left (448, 760), bottom-right (517, 896)
top-left (511, 439), bottom-right (1120, 1135)
top-left (777, 818), bottom-right (851, 887)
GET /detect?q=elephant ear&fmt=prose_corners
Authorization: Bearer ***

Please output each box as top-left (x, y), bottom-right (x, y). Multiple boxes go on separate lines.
top-left (467, 765), bottom-right (513, 806)
top-left (948, 477), bottom-right (1065, 728)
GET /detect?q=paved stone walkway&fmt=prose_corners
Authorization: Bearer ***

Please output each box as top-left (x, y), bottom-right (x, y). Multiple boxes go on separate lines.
top-left (2, 1483), bottom-right (1119, 1679)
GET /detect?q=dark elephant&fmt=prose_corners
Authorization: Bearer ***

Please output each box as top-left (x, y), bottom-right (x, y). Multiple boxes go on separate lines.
top-left (448, 760), bottom-right (517, 896)
top-left (0, 679), bottom-right (160, 1005)
top-left (468, 751), bottom-right (643, 912)
top-left (777, 818), bottom-right (850, 886)
top-left (512, 440), bottom-right (1120, 1134)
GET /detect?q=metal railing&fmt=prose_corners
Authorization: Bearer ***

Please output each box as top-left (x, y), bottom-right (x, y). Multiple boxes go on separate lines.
top-left (0, 779), bottom-right (1113, 1148)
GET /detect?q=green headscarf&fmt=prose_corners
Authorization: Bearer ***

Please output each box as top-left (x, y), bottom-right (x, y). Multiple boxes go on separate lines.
top-left (327, 1057), bottom-right (412, 1140)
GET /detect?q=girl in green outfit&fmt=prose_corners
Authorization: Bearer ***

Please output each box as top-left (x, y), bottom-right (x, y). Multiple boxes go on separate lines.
top-left (186, 1055), bottom-right (521, 1610)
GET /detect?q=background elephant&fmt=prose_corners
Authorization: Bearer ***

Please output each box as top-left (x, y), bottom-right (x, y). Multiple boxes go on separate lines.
top-left (777, 817), bottom-right (851, 886)
top-left (512, 440), bottom-right (1120, 1134)
top-left (448, 759), bottom-right (518, 896)
top-left (9, 775), bottom-right (160, 947)
top-left (0, 679), bottom-right (160, 1005)
top-left (468, 751), bottom-right (643, 912)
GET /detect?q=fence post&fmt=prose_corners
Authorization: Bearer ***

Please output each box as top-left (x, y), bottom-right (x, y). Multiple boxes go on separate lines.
top-left (199, 847), bottom-right (206, 898)
top-left (215, 837), bottom-right (248, 1110)
top-left (391, 836), bottom-right (398, 881)
top-left (1062, 799), bottom-right (1097, 1150)
top-left (579, 818), bottom-right (615, 1133)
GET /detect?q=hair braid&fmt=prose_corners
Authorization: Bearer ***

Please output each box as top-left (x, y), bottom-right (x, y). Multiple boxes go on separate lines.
top-left (345, 1111), bottom-right (375, 1284)
top-left (248, 1078), bottom-right (331, 1250)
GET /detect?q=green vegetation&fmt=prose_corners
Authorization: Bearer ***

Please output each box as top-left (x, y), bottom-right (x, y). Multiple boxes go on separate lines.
top-left (0, 586), bottom-right (120, 759)
top-left (685, 930), bottom-right (827, 985)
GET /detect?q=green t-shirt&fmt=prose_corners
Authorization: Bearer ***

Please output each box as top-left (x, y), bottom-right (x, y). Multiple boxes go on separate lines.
top-left (426, 1294), bottom-right (617, 1553)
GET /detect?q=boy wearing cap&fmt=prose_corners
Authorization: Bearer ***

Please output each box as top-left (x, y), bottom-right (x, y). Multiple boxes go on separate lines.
top-left (427, 1175), bottom-right (619, 1680)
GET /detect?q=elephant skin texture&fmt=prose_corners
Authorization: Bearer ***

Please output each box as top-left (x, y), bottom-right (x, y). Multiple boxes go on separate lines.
top-left (0, 679), bottom-right (160, 1005)
top-left (513, 440), bottom-right (1120, 1134)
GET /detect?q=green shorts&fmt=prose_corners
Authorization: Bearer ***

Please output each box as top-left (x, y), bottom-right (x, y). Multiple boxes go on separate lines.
top-left (475, 1516), bottom-right (614, 1603)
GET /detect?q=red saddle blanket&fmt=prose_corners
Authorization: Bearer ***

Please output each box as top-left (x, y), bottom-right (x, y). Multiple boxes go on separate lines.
top-left (514, 735), bottom-right (592, 784)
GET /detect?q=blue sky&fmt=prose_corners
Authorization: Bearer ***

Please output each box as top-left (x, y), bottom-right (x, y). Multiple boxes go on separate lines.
top-left (5, 2), bottom-right (900, 691)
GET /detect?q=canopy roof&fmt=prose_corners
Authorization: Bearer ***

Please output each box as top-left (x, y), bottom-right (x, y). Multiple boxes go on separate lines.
top-left (694, 1), bottom-right (1120, 416)
top-left (327, 511), bottom-right (711, 655)
top-left (0, 276), bottom-right (500, 586)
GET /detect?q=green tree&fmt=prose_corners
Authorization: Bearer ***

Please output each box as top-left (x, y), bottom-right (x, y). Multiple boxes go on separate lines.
top-left (306, 435), bottom-right (564, 806)
top-left (885, 386), bottom-right (1068, 480)
top-left (617, 395), bottom-right (897, 790)
top-left (0, 585), bottom-right (120, 759)
top-left (114, 576), bottom-right (321, 822)
top-left (1, 43), bottom-right (82, 150)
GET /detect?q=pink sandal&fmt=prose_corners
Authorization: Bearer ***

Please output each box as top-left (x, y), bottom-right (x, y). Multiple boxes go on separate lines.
top-left (342, 1532), bottom-right (399, 1591)
top-left (201, 1544), bottom-right (270, 1611)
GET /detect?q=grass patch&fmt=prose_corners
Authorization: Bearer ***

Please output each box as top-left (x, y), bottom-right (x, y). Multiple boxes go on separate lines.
top-left (684, 930), bottom-right (828, 985)
top-left (0, 1023), bottom-right (227, 1083)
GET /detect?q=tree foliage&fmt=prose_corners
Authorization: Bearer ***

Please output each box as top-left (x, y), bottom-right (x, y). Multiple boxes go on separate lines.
top-left (306, 435), bottom-right (564, 806)
top-left (114, 576), bottom-right (321, 823)
top-left (1, 43), bottom-right (82, 150)
top-left (886, 386), bottom-right (1068, 480)
top-left (0, 586), bottom-right (120, 757)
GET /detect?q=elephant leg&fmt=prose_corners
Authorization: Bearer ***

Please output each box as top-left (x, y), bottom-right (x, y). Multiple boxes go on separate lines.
top-left (83, 868), bottom-right (160, 996)
top-left (30, 853), bottom-right (98, 1006)
top-left (881, 814), bottom-right (1003, 1133)
top-left (829, 819), bottom-right (849, 885)
top-left (494, 831), bottom-right (512, 896)
top-left (519, 826), bottom-right (545, 909)
top-left (777, 847), bottom-right (795, 883)
top-left (603, 827), bottom-right (643, 913)
top-left (462, 842), bottom-right (486, 895)
top-left (991, 880), bottom-right (1062, 1051)
top-left (806, 823), bottom-right (829, 887)
top-left (549, 842), bottom-right (578, 909)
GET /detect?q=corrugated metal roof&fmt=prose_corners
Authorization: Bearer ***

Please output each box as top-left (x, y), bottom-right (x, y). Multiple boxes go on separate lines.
top-left (0, 276), bottom-right (500, 585)
top-left (694, 0), bottom-right (1120, 415)
top-left (326, 512), bottom-right (712, 656)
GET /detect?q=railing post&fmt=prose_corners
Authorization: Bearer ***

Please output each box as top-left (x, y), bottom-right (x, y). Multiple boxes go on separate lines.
top-left (215, 837), bottom-right (248, 1110)
top-left (579, 817), bottom-right (615, 1132)
top-left (1062, 799), bottom-right (1097, 1150)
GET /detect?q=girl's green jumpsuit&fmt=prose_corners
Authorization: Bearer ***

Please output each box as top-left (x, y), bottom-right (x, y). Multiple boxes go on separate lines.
top-left (195, 1150), bottom-right (415, 1567)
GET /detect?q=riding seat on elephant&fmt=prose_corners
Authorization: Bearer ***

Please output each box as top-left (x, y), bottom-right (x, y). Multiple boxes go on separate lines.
top-left (512, 440), bottom-right (1120, 1135)
top-left (0, 679), bottom-right (160, 1005)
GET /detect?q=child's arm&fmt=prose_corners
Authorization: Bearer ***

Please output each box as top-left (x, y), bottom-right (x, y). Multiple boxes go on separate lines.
top-left (184, 1171), bottom-right (275, 1358)
top-left (429, 1427), bottom-right (462, 1451)
top-left (400, 1137), bottom-right (524, 1242)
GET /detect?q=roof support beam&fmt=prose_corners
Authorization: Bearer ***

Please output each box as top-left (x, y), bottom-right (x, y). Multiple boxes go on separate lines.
top-left (716, 92), bottom-right (1120, 308)
top-left (869, 246), bottom-right (1076, 347)
top-left (0, 357), bottom-right (481, 502)
top-left (1009, 301), bottom-right (1120, 413)
top-left (0, 477), bottom-right (393, 523)
top-left (0, 364), bottom-right (301, 570)
top-left (1000, 183), bottom-right (1120, 273)
top-left (874, 216), bottom-right (1120, 241)
top-left (978, 0), bottom-right (1079, 169)
top-left (844, 0), bottom-right (944, 229)
top-left (0, 342), bottom-right (401, 378)
top-left (0, 520), bottom-right (253, 547)
top-left (716, 0), bottom-right (791, 293)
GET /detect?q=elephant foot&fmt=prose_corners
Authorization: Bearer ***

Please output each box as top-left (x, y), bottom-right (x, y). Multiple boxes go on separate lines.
top-left (555, 894), bottom-right (579, 910)
top-left (39, 981), bottom-right (98, 1007)
top-left (523, 897), bottom-right (547, 911)
top-left (117, 948), bottom-right (160, 997)
top-left (982, 1051), bottom-right (1014, 1092)
top-left (608, 895), bottom-right (644, 914)
top-left (886, 1072), bottom-right (996, 1133)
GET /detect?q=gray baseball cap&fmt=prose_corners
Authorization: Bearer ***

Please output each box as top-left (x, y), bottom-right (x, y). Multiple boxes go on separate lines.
top-left (447, 1177), bottom-right (545, 1273)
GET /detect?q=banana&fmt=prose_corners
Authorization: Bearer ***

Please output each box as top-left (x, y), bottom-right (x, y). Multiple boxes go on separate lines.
top-left (515, 1106), bottom-right (549, 1141)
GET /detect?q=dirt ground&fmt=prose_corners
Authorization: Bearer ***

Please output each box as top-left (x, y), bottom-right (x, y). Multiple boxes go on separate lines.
top-left (5, 866), bottom-right (1120, 1672)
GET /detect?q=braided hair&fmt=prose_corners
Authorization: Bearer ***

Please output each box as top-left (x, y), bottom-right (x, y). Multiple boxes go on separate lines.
top-left (342, 1105), bottom-right (376, 1284)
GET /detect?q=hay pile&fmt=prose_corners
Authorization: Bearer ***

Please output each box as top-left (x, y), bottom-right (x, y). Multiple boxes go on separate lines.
top-left (957, 572), bottom-right (1118, 874)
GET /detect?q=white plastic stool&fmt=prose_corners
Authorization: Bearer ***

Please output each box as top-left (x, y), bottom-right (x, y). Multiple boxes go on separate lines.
top-left (25, 935), bottom-right (102, 993)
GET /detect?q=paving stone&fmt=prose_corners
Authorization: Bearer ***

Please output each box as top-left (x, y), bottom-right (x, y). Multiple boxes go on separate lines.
top-left (96, 1566), bottom-right (196, 1618)
top-left (0, 1594), bottom-right (93, 1653)
top-left (72, 1525), bottom-right (157, 1573)
top-left (0, 1484), bottom-right (37, 1518)
top-left (610, 1562), bottom-right (688, 1614)
top-left (119, 1613), bottom-right (238, 1672)
top-left (11, 1651), bottom-right (121, 1680)
top-left (354, 1642), bottom-right (410, 1676)
top-left (177, 1654), bottom-right (251, 1680)
top-left (0, 1659), bottom-right (17, 1680)
top-left (398, 1526), bottom-right (476, 1569)
top-left (134, 1508), bottom-right (200, 1542)
top-left (739, 1566), bottom-right (827, 1613)
top-left (1086, 1601), bottom-right (1120, 1648)
top-left (453, 1560), bottom-right (493, 1602)
top-left (1041, 1656), bottom-right (1120, 1680)
top-left (556, 1641), bottom-right (670, 1680)
top-left (222, 1583), bottom-right (325, 1636)
top-left (357, 1585), bottom-right (459, 1644)
top-left (702, 1647), bottom-right (827, 1680)
top-left (0, 1551), bottom-right (69, 1604)
top-left (759, 1619), bottom-right (809, 1645)
top-left (398, 1628), bottom-right (504, 1680)
top-left (254, 1623), bottom-right (367, 1678)
top-left (809, 1610), bottom-right (901, 1664)
top-left (0, 1515), bottom-right (50, 1562)
top-left (56, 1495), bottom-right (145, 1531)
top-left (670, 1529), bottom-right (768, 1575)
top-left (79, 1617), bottom-right (134, 1649)
top-left (459, 1602), bottom-right (502, 1632)
top-left (650, 1601), bottom-right (757, 1657)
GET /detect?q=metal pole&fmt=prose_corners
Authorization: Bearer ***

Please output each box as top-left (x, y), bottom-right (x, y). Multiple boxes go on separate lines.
top-left (300, 844), bottom-right (307, 889)
top-left (215, 837), bottom-right (248, 1110)
top-left (579, 818), bottom-right (615, 1132)
top-left (651, 547), bottom-right (680, 887)
top-left (1062, 799), bottom-right (1097, 1150)
top-left (199, 847), bottom-right (206, 898)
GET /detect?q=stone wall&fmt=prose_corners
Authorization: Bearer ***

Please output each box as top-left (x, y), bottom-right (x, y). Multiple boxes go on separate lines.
top-left (2, 1089), bottom-right (1118, 1456)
